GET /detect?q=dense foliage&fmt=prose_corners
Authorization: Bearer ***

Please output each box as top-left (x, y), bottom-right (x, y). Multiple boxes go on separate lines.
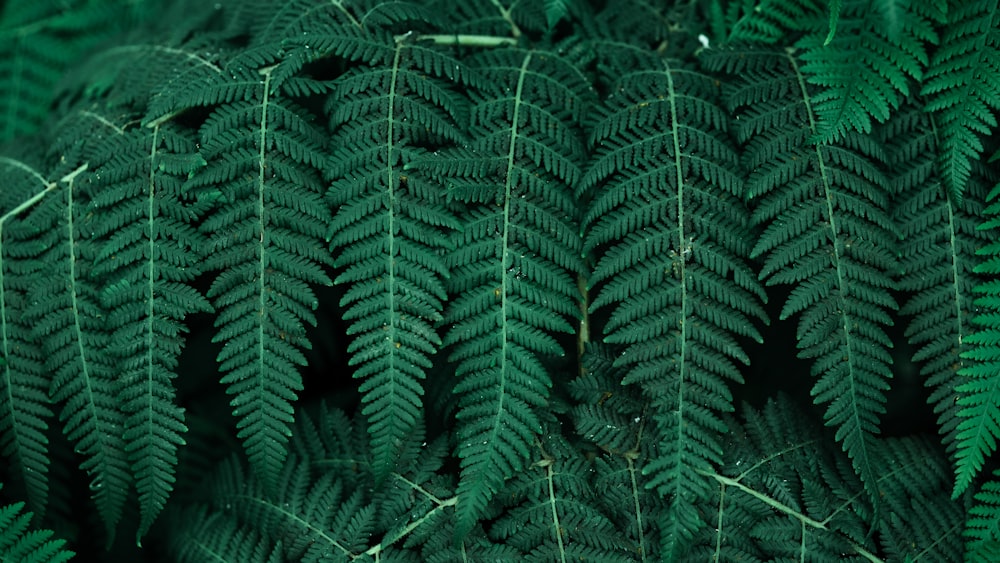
top-left (1, 0), bottom-right (999, 561)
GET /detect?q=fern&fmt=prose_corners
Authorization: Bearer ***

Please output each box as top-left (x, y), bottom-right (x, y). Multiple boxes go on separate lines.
top-left (966, 469), bottom-right (1000, 561)
top-left (419, 45), bottom-right (590, 538)
top-left (920, 0), bottom-right (1000, 200)
top-left (491, 431), bottom-right (632, 561)
top-left (797, 0), bottom-right (943, 143)
top-left (323, 18), bottom-right (468, 482)
top-left (708, 0), bottom-right (823, 44)
top-left (884, 99), bottom-right (992, 461)
top-left (873, 437), bottom-right (965, 562)
top-left (1, 1), bottom-right (1000, 560)
top-left (571, 345), bottom-right (666, 560)
top-left (208, 455), bottom-right (376, 562)
top-left (0, 156), bottom-right (58, 518)
top-left (705, 43), bottom-right (898, 515)
top-left (0, 0), bottom-right (148, 140)
top-left (168, 505), bottom-right (283, 563)
top-left (86, 118), bottom-right (212, 541)
top-left (167, 51), bottom-right (334, 493)
top-left (0, 483), bottom-right (74, 563)
top-left (954, 175), bottom-right (1000, 497)
top-left (582, 42), bottom-right (766, 556)
top-left (20, 110), bottom-right (132, 543)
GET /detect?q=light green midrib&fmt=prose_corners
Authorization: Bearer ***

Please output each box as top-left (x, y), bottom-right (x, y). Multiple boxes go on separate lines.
top-left (664, 55), bottom-right (693, 521)
top-left (544, 459), bottom-right (567, 563)
top-left (788, 48), bottom-right (875, 488)
top-left (256, 67), bottom-right (273, 457)
top-left (488, 52), bottom-right (532, 461)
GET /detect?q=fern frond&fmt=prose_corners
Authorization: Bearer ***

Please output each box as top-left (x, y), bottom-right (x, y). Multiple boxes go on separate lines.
top-left (417, 46), bottom-right (589, 539)
top-left (291, 403), bottom-right (374, 491)
top-left (920, 0), bottom-right (1000, 200)
top-left (706, 44), bottom-right (897, 513)
top-left (182, 62), bottom-right (333, 492)
top-left (582, 45), bottom-right (766, 557)
top-left (17, 137), bottom-right (131, 542)
top-left (0, 483), bottom-right (74, 563)
top-left (325, 31), bottom-right (467, 483)
top-left (491, 432), bottom-right (632, 561)
top-left (954, 176), bottom-right (1000, 496)
top-left (966, 469), bottom-right (1000, 562)
top-left (884, 99), bottom-right (992, 460)
top-left (0, 157), bottom-right (56, 518)
top-left (694, 396), bottom-right (877, 561)
top-left (874, 437), bottom-right (964, 562)
top-left (0, 0), bottom-right (145, 140)
top-left (712, 0), bottom-right (824, 44)
top-left (168, 505), bottom-right (284, 563)
top-left (797, 0), bottom-right (943, 143)
top-left (211, 454), bottom-right (376, 562)
top-left (85, 120), bottom-right (212, 541)
top-left (571, 345), bottom-right (665, 560)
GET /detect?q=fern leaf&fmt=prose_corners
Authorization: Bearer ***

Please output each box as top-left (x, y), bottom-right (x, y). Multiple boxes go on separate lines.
top-left (884, 100), bottom-right (993, 461)
top-left (0, 157), bottom-right (57, 518)
top-left (22, 154), bottom-right (131, 543)
top-left (0, 483), bottom-right (74, 563)
top-left (571, 345), bottom-right (665, 560)
top-left (0, 0), bottom-right (145, 140)
top-left (211, 455), bottom-right (376, 562)
top-left (582, 45), bottom-right (766, 557)
top-left (183, 62), bottom-right (333, 493)
top-left (86, 121), bottom-right (212, 541)
top-left (966, 469), bottom-right (1000, 562)
top-left (695, 396), bottom-right (878, 561)
top-left (418, 47), bottom-right (589, 539)
top-left (169, 505), bottom-right (284, 563)
top-left (797, 0), bottom-right (942, 143)
top-left (920, 0), bottom-right (1000, 200)
top-left (716, 0), bottom-right (824, 44)
top-left (491, 432), bottom-right (632, 561)
top-left (705, 44), bottom-right (897, 513)
top-left (873, 437), bottom-right (964, 562)
top-left (326, 31), bottom-right (467, 483)
top-left (954, 177), bottom-right (1000, 496)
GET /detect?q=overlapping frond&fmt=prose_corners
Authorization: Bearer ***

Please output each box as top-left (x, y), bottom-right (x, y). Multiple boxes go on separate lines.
top-left (209, 455), bottom-right (376, 563)
top-left (694, 397), bottom-right (871, 562)
top-left (491, 432), bottom-right (632, 561)
top-left (954, 176), bottom-right (1000, 496)
top-left (180, 61), bottom-right (333, 492)
top-left (325, 28), bottom-right (467, 482)
top-left (20, 119), bottom-right (131, 541)
top-left (168, 506), bottom-right (284, 563)
top-left (85, 120), bottom-right (212, 541)
top-left (797, 0), bottom-right (943, 143)
top-left (873, 437), bottom-right (965, 562)
top-left (582, 43), bottom-right (765, 557)
top-left (570, 345), bottom-right (665, 560)
top-left (921, 0), bottom-right (1000, 199)
top-left (418, 46), bottom-right (589, 538)
top-left (885, 100), bottom-right (992, 460)
top-left (0, 157), bottom-right (57, 517)
top-left (704, 43), bottom-right (897, 512)
top-left (0, 483), bottom-right (74, 563)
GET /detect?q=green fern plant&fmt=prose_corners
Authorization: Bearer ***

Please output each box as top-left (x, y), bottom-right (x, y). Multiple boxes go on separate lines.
top-left (1, 0), bottom-right (999, 561)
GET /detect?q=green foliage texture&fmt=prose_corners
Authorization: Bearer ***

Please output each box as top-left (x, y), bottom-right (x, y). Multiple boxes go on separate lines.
top-left (0, 0), bottom-right (999, 561)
